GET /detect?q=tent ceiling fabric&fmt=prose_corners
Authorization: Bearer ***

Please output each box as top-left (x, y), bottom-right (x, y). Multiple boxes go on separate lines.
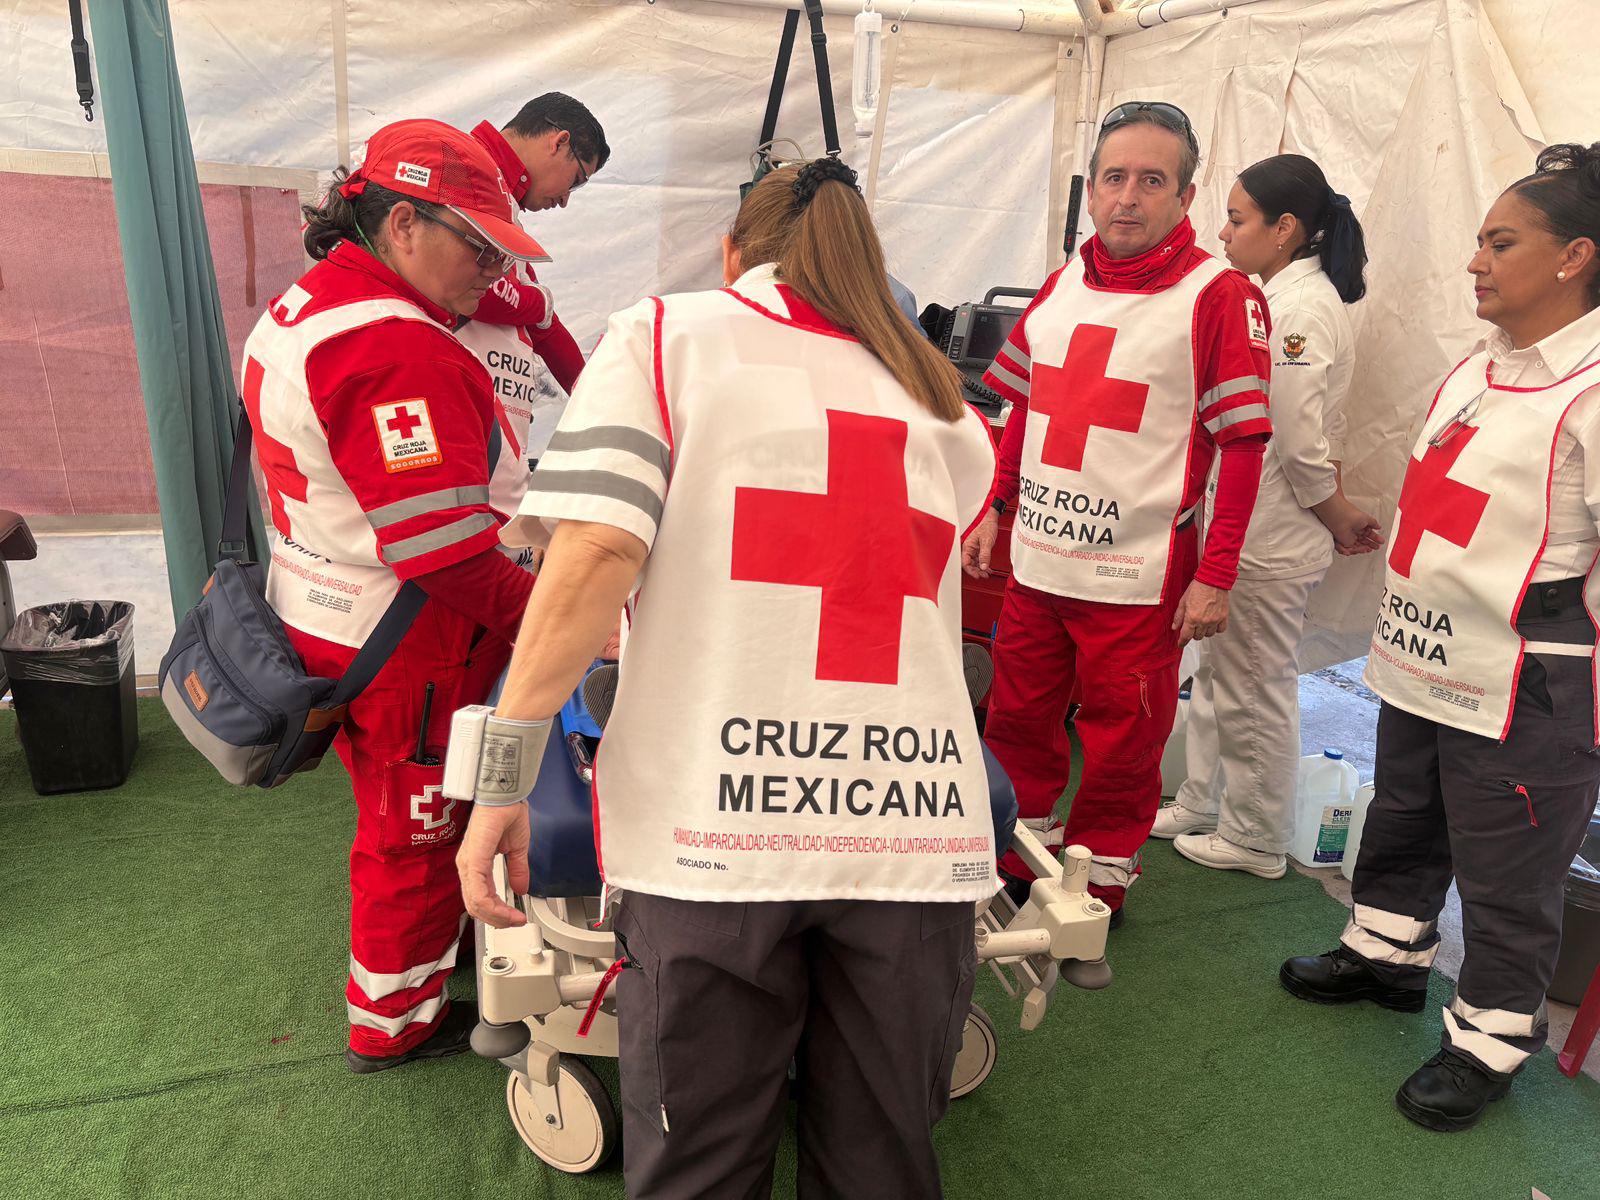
top-left (2, 0), bottom-right (1587, 667)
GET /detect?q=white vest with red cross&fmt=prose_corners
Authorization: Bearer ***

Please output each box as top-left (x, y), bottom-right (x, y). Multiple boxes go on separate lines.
top-left (454, 317), bottom-right (565, 571)
top-left (594, 271), bottom-right (1000, 903)
top-left (1363, 353), bottom-right (1600, 739)
top-left (1010, 255), bottom-right (1230, 604)
top-left (243, 284), bottom-right (455, 648)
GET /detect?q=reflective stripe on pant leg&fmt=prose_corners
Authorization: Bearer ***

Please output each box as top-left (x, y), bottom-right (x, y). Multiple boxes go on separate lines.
top-left (1087, 853), bottom-right (1141, 891)
top-left (1442, 997), bottom-right (1547, 1075)
top-left (1339, 903), bottom-right (1440, 969)
top-left (346, 912), bottom-right (466, 1042)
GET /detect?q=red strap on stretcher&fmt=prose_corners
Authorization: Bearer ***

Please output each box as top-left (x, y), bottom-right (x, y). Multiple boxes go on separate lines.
top-left (576, 956), bottom-right (630, 1038)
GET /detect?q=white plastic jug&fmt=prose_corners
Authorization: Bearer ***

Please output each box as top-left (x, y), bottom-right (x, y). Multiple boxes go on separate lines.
top-left (1160, 690), bottom-right (1191, 798)
top-left (1289, 749), bottom-right (1358, 868)
top-left (1340, 782), bottom-right (1377, 882)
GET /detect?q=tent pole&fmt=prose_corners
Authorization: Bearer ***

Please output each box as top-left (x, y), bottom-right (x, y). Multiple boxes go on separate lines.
top-left (675, 0), bottom-right (1087, 37)
top-left (1062, 0), bottom-right (1104, 261)
top-left (1100, 0), bottom-right (1278, 36)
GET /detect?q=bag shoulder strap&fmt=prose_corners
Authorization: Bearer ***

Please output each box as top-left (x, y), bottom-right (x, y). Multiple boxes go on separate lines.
top-left (328, 581), bottom-right (427, 705)
top-left (219, 400), bottom-right (256, 562)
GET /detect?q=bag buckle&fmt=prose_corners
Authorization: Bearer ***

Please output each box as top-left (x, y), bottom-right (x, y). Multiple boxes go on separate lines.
top-left (218, 539), bottom-right (249, 560)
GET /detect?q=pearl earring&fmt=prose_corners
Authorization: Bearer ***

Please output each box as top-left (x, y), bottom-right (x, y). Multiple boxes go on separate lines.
top-left (1558, 271), bottom-right (1568, 281)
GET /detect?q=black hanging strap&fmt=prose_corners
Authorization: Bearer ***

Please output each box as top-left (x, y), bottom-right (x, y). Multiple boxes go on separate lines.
top-left (67, 0), bottom-right (95, 122)
top-left (759, 9), bottom-right (801, 151)
top-left (801, 0), bottom-right (841, 157)
top-left (754, 2), bottom-right (841, 161)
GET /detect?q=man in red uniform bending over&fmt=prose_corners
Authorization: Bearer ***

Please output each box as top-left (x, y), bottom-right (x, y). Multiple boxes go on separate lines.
top-left (464, 93), bottom-right (608, 409)
top-left (964, 102), bottom-right (1273, 921)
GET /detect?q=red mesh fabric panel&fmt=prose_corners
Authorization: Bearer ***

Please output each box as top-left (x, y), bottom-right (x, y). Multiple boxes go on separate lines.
top-left (0, 174), bottom-right (306, 517)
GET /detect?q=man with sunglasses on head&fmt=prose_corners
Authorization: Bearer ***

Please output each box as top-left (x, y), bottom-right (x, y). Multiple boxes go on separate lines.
top-left (459, 94), bottom-right (609, 551)
top-left (963, 102), bottom-right (1273, 925)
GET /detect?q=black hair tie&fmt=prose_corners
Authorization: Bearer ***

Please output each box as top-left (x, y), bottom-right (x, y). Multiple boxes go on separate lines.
top-left (793, 157), bottom-right (862, 210)
top-left (1327, 189), bottom-right (1352, 211)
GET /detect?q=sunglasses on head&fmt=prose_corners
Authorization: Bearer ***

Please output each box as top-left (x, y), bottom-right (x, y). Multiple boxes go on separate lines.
top-left (1099, 101), bottom-right (1199, 155)
top-left (415, 206), bottom-right (514, 273)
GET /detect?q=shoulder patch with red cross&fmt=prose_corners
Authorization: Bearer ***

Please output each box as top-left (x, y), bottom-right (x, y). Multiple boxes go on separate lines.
top-left (1244, 297), bottom-right (1269, 351)
top-left (372, 398), bottom-right (442, 473)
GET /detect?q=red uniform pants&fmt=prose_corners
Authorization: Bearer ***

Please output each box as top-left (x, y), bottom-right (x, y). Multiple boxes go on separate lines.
top-left (984, 527), bottom-right (1197, 910)
top-left (289, 601), bottom-right (512, 1056)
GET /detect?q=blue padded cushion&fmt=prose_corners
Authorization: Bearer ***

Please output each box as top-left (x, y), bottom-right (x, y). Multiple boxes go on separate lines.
top-left (984, 743), bottom-right (1019, 858)
top-left (524, 712), bottom-right (603, 898)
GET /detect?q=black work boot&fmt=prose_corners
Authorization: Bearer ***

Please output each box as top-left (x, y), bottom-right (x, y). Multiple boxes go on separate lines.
top-left (1279, 945), bottom-right (1427, 1013)
top-left (1395, 1048), bottom-right (1514, 1132)
top-left (346, 998), bottom-right (478, 1075)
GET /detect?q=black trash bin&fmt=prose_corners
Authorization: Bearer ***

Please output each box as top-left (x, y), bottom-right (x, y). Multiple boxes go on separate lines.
top-left (1551, 813), bottom-right (1600, 1007)
top-left (1, 601), bottom-right (138, 795)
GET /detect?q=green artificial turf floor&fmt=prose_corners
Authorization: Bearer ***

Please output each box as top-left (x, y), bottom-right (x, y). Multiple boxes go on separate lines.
top-left (1, 698), bottom-right (1597, 1199)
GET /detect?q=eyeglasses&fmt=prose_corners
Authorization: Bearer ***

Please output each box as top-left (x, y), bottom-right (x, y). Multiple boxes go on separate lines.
top-left (1428, 388), bottom-right (1486, 448)
top-left (569, 144), bottom-right (591, 192)
top-left (415, 206), bottom-right (514, 273)
top-left (1100, 101), bottom-right (1200, 155)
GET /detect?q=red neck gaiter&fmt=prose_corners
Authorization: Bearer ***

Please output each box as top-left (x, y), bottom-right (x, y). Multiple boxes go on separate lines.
top-left (1083, 217), bottom-right (1198, 291)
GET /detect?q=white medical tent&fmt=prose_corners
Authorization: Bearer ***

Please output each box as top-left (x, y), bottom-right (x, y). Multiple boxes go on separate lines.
top-left (1, 0), bottom-right (1594, 667)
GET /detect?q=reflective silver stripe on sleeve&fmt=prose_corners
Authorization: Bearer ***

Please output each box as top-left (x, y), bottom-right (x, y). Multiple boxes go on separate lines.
top-left (544, 426), bottom-right (671, 477)
top-left (529, 469), bottom-right (665, 527)
top-left (381, 512), bottom-right (498, 563)
top-left (987, 358), bottom-right (1030, 395)
top-left (1206, 402), bottom-right (1271, 433)
top-left (365, 486), bottom-right (492, 531)
top-left (532, 283), bottom-right (555, 331)
top-left (1198, 375), bottom-right (1270, 413)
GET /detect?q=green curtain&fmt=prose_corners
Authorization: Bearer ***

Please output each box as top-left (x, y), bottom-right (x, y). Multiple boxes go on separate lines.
top-left (86, 0), bottom-right (263, 618)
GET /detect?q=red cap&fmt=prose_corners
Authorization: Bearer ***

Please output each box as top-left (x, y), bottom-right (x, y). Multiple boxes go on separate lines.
top-left (343, 119), bottom-right (548, 263)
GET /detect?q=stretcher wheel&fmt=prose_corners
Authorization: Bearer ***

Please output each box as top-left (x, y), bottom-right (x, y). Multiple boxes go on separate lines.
top-left (505, 1058), bottom-right (619, 1173)
top-left (949, 1003), bottom-right (999, 1099)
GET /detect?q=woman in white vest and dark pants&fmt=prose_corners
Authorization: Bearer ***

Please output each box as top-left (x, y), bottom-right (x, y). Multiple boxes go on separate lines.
top-left (1153, 154), bottom-right (1382, 875)
top-left (1282, 143), bottom-right (1600, 1132)
top-left (453, 158), bottom-right (998, 1197)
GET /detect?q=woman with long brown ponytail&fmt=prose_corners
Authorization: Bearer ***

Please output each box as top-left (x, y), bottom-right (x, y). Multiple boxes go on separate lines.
top-left (452, 158), bottom-right (999, 1196)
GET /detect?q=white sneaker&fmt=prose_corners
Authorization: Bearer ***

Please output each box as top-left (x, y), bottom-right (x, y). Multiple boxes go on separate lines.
top-left (1173, 832), bottom-right (1287, 879)
top-left (1149, 801), bottom-right (1217, 840)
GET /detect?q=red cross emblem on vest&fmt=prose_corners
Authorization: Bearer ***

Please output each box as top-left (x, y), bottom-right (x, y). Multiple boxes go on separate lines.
top-left (410, 785), bottom-right (456, 832)
top-left (387, 406), bottom-right (424, 440)
top-left (1029, 324), bottom-right (1151, 471)
top-left (1388, 425), bottom-right (1491, 579)
top-left (731, 410), bottom-right (955, 686)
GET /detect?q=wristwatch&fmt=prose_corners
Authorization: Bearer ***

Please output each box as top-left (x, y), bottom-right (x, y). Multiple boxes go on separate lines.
top-left (991, 496), bottom-right (1007, 516)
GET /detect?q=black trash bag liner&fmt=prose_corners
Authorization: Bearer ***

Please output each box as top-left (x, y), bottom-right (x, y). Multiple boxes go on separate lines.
top-left (0, 601), bottom-right (135, 686)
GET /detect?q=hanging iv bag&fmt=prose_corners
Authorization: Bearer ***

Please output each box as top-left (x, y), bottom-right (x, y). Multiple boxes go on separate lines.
top-left (852, 10), bottom-right (883, 137)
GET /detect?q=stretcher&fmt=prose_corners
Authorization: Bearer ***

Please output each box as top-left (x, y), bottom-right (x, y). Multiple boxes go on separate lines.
top-left (471, 650), bottom-right (1113, 1173)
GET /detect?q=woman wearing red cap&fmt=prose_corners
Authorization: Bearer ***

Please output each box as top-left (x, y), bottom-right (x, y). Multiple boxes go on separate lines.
top-left (240, 118), bottom-right (547, 1072)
